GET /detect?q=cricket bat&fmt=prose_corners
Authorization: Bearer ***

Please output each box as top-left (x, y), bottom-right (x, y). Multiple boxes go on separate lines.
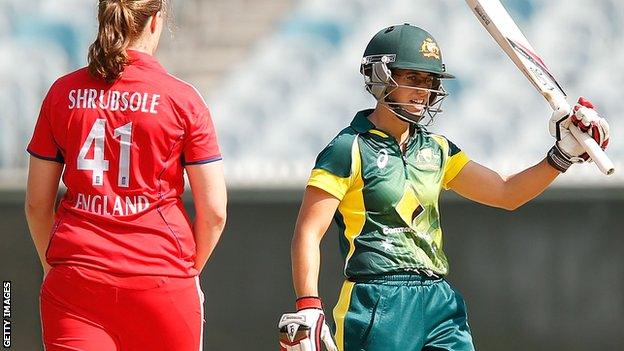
top-left (466, 0), bottom-right (615, 175)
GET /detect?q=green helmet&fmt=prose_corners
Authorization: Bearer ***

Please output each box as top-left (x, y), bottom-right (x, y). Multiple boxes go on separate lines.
top-left (361, 24), bottom-right (454, 124)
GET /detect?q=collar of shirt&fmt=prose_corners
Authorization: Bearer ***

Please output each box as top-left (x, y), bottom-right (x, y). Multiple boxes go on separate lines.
top-left (350, 109), bottom-right (376, 133)
top-left (126, 50), bottom-right (167, 73)
top-left (350, 109), bottom-right (423, 143)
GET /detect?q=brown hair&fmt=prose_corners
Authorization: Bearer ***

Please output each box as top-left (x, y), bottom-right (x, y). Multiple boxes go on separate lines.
top-left (87, 0), bottom-right (165, 83)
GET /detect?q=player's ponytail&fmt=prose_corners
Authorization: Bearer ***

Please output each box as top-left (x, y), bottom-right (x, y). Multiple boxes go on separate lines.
top-left (87, 0), bottom-right (165, 84)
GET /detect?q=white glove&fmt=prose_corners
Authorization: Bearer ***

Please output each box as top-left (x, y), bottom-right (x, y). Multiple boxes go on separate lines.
top-left (279, 297), bottom-right (337, 351)
top-left (547, 97), bottom-right (610, 172)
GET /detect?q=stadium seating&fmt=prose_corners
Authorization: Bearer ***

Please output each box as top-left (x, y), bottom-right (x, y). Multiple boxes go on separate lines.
top-left (211, 0), bottom-right (624, 186)
top-left (1, 0), bottom-right (622, 186)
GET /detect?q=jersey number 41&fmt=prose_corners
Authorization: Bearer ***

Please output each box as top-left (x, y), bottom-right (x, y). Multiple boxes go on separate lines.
top-left (78, 119), bottom-right (132, 188)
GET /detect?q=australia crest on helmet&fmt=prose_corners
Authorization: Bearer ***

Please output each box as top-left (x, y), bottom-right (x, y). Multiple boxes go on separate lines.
top-left (420, 38), bottom-right (440, 60)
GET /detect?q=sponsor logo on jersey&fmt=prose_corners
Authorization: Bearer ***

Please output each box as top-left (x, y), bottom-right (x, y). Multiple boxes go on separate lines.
top-left (377, 149), bottom-right (389, 169)
top-left (382, 227), bottom-right (414, 235)
top-left (420, 38), bottom-right (441, 60)
top-left (415, 147), bottom-right (441, 171)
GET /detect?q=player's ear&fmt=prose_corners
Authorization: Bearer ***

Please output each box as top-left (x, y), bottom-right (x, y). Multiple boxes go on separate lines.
top-left (149, 11), bottom-right (161, 33)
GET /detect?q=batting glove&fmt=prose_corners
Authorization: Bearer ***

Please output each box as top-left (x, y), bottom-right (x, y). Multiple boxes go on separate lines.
top-left (547, 97), bottom-right (610, 172)
top-left (278, 297), bottom-right (337, 351)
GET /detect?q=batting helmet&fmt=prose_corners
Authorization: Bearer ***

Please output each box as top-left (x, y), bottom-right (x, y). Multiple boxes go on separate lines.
top-left (361, 24), bottom-right (454, 124)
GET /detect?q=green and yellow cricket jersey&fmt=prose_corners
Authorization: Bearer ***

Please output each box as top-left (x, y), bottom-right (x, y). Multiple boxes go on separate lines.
top-left (308, 109), bottom-right (470, 277)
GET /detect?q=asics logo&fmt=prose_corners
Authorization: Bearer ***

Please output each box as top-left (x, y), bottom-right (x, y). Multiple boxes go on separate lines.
top-left (377, 149), bottom-right (389, 169)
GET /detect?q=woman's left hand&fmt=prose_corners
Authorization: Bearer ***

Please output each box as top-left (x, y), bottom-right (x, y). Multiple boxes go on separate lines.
top-left (43, 263), bottom-right (52, 280)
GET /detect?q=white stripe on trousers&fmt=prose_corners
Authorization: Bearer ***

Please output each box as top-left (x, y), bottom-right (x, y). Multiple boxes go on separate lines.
top-left (195, 276), bottom-right (205, 351)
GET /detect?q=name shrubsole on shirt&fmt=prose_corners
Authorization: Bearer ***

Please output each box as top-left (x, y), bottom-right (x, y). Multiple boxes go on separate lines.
top-left (68, 89), bottom-right (160, 114)
top-left (74, 193), bottom-right (150, 216)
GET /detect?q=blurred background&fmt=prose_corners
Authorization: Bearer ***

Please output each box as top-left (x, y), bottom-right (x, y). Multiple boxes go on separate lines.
top-left (0, 0), bottom-right (622, 350)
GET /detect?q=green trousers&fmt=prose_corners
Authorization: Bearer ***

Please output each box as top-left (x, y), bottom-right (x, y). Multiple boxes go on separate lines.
top-left (332, 275), bottom-right (475, 351)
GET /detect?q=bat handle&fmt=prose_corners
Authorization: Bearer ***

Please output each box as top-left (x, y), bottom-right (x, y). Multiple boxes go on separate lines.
top-left (569, 125), bottom-right (615, 175)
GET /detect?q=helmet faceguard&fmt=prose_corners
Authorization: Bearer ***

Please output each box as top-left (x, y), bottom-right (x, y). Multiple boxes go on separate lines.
top-left (361, 24), bottom-right (454, 125)
top-left (361, 57), bottom-right (449, 124)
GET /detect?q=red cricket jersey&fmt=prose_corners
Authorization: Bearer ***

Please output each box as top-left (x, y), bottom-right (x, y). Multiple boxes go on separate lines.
top-left (27, 50), bottom-right (221, 277)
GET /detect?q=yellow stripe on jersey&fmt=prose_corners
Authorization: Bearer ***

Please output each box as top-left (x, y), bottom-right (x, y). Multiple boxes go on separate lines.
top-left (307, 168), bottom-right (351, 200)
top-left (339, 139), bottom-right (366, 275)
top-left (442, 151), bottom-right (470, 189)
top-left (333, 280), bottom-right (355, 351)
top-left (429, 134), bottom-right (446, 145)
top-left (429, 134), bottom-right (471, 190)
top-left (369, 129), bottom-right (389, 138)
top-left (307, 135), bottom-right (362, 200)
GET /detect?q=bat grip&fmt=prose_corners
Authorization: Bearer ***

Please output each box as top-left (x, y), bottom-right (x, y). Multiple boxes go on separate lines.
top-left (569, 125), bottom-right (615, 175)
